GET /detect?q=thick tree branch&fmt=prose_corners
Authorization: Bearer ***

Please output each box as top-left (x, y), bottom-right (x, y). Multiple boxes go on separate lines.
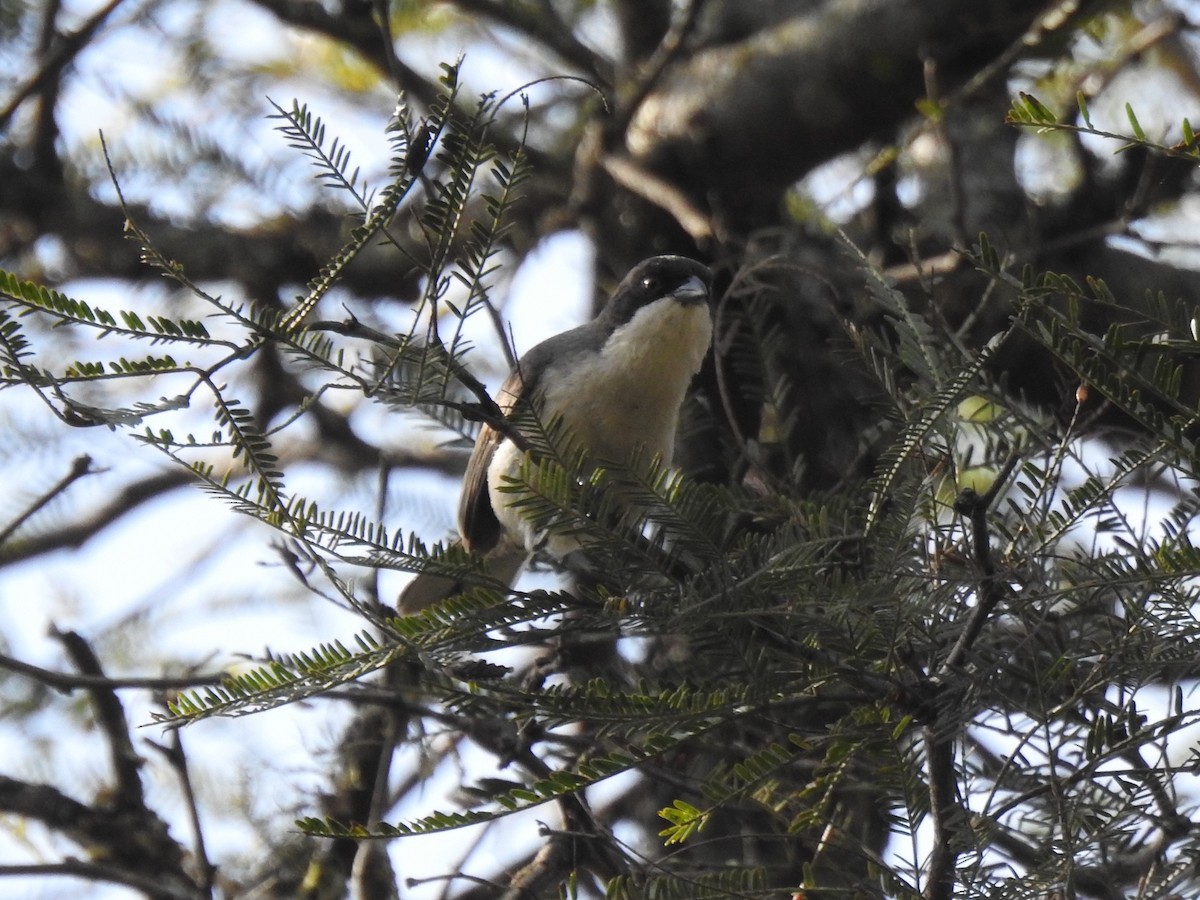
top-left (624, 0), bottom-right (1054, 224)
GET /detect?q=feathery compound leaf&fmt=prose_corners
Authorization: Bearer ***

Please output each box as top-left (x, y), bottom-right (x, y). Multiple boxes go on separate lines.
top-left (269, 99), bottom-right (363, 196)
top-left (1009, 91), bottom-right (1059, 127)
top-left (273, 75), bottom-right (465, 334)
top-left (1019, 284), bottom-right (1200, 462)
top-left (0, 269), bottom-right (221, 346)
top-left (840, 230), bottom-right (947, 388)
top-left (605, 867), bottom-right (766, 899)
top-left (1125, 102), bottom-right (1146, 142)
top-left (368, 331), bottom-right (476, 412)
top-left (517, 679), bottom-right (755, 732)
top-left (0, 308), bottom-right (34, 376)
top-left (865, 344), bottom-right (998, 534)
top-left (162, 634), bottom-right (397, 723)
top-left (278, 178), bottom-right (417, 333)
top-left (300, 723), bottom-right (715, 838)
top-left (210, 394), bottom-right (286, 508)
top-left (657, 798), bottom-right (710, 845)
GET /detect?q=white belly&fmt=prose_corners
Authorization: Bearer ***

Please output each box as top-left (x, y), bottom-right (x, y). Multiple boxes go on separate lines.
top-left (490, 297), bottom-right (712, 555)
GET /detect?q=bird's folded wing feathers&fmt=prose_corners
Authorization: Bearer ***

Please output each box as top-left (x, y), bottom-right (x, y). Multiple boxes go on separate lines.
top-left (458, 368), bottom-right (526, 555)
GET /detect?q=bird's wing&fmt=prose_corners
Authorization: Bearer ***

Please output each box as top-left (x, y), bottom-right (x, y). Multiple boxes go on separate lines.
top-left (458, 368), bottom-right (525, 554)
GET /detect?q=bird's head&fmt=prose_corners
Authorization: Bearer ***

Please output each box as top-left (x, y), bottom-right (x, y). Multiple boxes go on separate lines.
top-left (601, 256), bottom-right (712, 327)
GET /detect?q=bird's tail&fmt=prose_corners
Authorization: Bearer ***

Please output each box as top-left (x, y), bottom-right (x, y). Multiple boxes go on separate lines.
top-left (397, 543), bottom-right (528, 614)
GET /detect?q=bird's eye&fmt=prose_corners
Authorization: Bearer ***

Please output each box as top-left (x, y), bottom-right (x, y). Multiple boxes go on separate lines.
top-left (640, 276), bottom-right (660, 294)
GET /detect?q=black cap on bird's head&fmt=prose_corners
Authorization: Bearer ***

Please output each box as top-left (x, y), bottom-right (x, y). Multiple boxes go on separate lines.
top-left (601, 256), bottom-right (712, 326)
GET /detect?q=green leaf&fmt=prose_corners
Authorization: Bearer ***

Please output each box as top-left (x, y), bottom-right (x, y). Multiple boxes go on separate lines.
top-left (1126, 102), bottom-right (1146, 141)
top-left (1077, 90), bottom-right (1092, 128)
top-left (657, 798), bottom-right (710, 845)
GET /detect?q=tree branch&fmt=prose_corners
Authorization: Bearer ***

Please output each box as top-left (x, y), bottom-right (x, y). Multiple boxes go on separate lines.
top-left (624, 0), bottom-right (1052, 225)
top-left (941, 452), bottom-right (1021, 674)
top-left (0, 651), bottom-right (223, 692)
top-left (921, 723), bottom-right (960, 900)
top-left (0, 0), bottom-right (125, 131)
top-left (55, 629), bottom-right (146, 810)
top-left (0, 454), bottom-right (95, 548)
top-left (0, 861), bottom-right (202, 900)
top-left (600, 153), bottom-right (716, 244)
top-left (0, 470), bottom-right (191, 566)
top-left (448, 0), bottom-right (612, 86)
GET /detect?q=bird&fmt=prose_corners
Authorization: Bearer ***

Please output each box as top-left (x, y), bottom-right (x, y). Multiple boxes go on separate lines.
top-left (399, 255), bottom-right (714, 613)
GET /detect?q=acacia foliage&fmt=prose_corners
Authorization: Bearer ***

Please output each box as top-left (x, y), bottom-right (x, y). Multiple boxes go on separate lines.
top-left (5, 59), bottom-right (1200, 898)
top-left (6, 3), bottom-right (1200, 899)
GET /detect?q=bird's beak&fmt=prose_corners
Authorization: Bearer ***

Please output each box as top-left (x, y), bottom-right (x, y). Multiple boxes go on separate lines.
top-left (670, 275), bottom-right (709, 305)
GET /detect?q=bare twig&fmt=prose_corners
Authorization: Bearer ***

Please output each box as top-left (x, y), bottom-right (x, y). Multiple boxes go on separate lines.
top-left (0, 861), bottom-right (201, 900)
top-left (883, 250), bottom-right (964, 285)
top-left (600, 154), bottom-right (716, 243)
top-left (55, 629), bottom-right (145, 806)
top-left (501, 838), bottom-right (580, 900)
top-left (921, 724), bottom-right (960, 900)
top-left (0, 0), bottom-right (126, 130)
top-left (0, 454), bottom-right (95, 548)
top-left (349, 672), bottom-right (402, 898)
top-left (940, 452), bottom-right (1022, 674)
top-left (920, 55), bottom-right (970, 251)
top-left (0, 651), bottom-right (223, 692)
top-left (616, 0), bottom-right (704, 133)
top-left (246, 0), bottom-right (441, 108)
top-left (145, 732), bottom-right (216, 896)
top-left (309, 315), bottom-right (532, 452)
top-left (449, 0), bottom-right (611, 86)
top-left (922, 452), bottom-right (1021, 899)
top-left (0, 760), bottom-right (194, 896)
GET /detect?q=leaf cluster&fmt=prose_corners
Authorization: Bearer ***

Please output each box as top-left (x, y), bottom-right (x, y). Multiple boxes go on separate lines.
top-left (6, 79), bottom-right (1200, 899)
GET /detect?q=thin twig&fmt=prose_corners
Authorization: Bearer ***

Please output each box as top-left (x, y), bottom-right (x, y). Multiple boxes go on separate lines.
top-left (0, 862), bottom-right (200, 900)
top-left (920, 55), bottom-right (970, 252)
top-left (248, 0), bottom-right (442, 109)
top-left (600, 154), bottom-right (715, 243)
top-left (309, 315), bottom-right (532, 452)
top-left (145, 732), bottom-right (216, 898)
top-left (922, 451), bottom-right (1020, 900)
top-left (54, 629), bottom-right (145, 806)
top-left (0, 0), bottom-right (126, 130)
top-left (450, 0), bottom-right (610, 86)
top-left (940, 451), bottom-right (1022, 674)
top-left (0, 651), bottom-right (223, 692)
top-left (0, 469), bottom-right (191, 567)
top-left (0, 454), bottom-right (95, 548)
top-left (616, 0), bottom-right (704, 134)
